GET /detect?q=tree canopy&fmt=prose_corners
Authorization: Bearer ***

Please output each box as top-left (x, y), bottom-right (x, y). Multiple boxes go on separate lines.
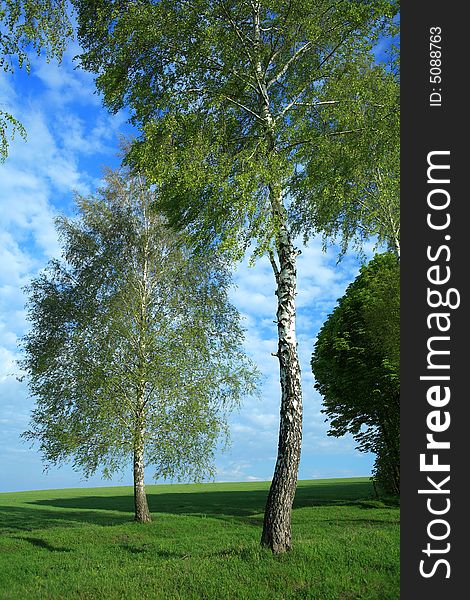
top-left (73, 0), bottom-right (398, 257)
top-left (311, 252), bottom-right (399, 494)
top-left (21, 167), bottom-right (259, 521)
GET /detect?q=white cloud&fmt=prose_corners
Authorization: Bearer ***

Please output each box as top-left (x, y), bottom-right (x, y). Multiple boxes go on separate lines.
top-left (29, 40), bottom-right (101, 109)
top-left (0, 348), bottom-right (17, 382)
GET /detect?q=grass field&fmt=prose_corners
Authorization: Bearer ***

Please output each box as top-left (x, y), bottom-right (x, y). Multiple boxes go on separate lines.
top-left (0, 478), bottom-right (399, 599)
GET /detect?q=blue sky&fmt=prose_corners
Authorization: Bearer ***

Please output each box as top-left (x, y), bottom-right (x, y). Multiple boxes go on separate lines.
top-left (0, 39), bottom-right (376, 493)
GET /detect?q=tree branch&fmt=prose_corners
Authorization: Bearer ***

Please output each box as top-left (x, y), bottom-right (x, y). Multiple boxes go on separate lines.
top-left (267, 40), bottom-right (313, 89)
top-left (328, 127), bottom-right (365, 137)
top-left (290, 100), bottom-right (340, 107)
top-left (219, 0), bottom-right (254, 64)
top-left (204, 54), bottom-right (259, 93)
top-left (271, 30), bottom-right (353, 122)
top-left (223, 95), bottom-right (265, 122)
top-left (268, 248), bottom-right (280, 282)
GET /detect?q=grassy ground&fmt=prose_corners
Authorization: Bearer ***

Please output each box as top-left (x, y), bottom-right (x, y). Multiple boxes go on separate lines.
top-left (0, 478), bottom-right (399, 599)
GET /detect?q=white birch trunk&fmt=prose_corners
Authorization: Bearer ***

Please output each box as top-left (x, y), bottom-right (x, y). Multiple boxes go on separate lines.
top-left (133, 423), bottom-right (151, 523)
top-left (250, 3), bottom-right (303, 553)
top-left (261, 191), bottom-right (303, 552)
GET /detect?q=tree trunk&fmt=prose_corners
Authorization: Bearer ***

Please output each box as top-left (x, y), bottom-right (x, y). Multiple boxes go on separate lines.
top-left (379, 416), bottom-right (400, 494)
top-left (134, 214), bottom-right (151, 524)
top-left (250, 3), bottom-right (302, 553)
top-left (261, 195), bottom-right (303, 553)
top-left (133, 434), bottom-right (151, 523)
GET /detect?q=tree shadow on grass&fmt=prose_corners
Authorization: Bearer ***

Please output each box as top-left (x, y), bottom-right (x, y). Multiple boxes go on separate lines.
top-left (0, 480), bottom-right (397, 534)
top-left (32, 480), bottom-right (377, 514)
top-left (13, 536), bottom-right (72, 552)
top-left (0, 503), bottom-right (131, 533)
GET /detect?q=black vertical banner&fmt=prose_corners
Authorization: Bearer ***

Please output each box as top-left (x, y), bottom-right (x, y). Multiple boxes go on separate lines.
top-left (401, 4), bottom-right (467, 599)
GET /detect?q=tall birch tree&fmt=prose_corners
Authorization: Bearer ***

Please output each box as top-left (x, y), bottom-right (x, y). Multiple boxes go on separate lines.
top-left (73, 0), bottom-right (398, 551)
top-left (21, 168), bottom-right (258, 523)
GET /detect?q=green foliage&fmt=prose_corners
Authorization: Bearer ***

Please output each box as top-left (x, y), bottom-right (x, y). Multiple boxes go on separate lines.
top-left (311, 252), bottom-right (399, 493)
top-left (291, 49), bottom-right (400, 257)
top-left (0, 479), bottom-right (399, 599)
top-left (0, 109), bottom-right (25, 157)
top-left (21, 167), bottom-right (259, 483)
top-left (72, 0), bottom-right (399, 257)
top-left (0, 0), bottom-right (72, 158)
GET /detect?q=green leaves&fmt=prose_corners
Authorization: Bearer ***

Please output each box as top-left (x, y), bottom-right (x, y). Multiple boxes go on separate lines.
top-left (21, 166), bottom-right (259, 482)
top-left (1, 0), bottom-right (71, 71)
top-left (73, 0), bottom-right (398, 257)
top-left (290, 51), bottom-right (400, 257)
top-left (311, 252), bottom-right (399, 492)
top-left (0, 110), bottom-right (26, 161)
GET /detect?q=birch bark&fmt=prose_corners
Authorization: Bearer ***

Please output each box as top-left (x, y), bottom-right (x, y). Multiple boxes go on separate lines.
top-left (133, 193), bottom-right (152, 523)
top-left (133, 423), bottom-right (151, 523)
top-left (251, 3), bottom-right (303, 552)
top-left (261, 189), bottom-right (303, 552)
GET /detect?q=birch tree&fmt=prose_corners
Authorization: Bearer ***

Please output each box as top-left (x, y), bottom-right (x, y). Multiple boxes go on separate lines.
top-left (21, 168), bottom-right (258, 523)
top-left (73, 0), bottom-right (398, 551)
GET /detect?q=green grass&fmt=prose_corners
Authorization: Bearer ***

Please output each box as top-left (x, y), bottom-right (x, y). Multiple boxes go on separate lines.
top-left (0, 478), bottom-right (399, 599)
